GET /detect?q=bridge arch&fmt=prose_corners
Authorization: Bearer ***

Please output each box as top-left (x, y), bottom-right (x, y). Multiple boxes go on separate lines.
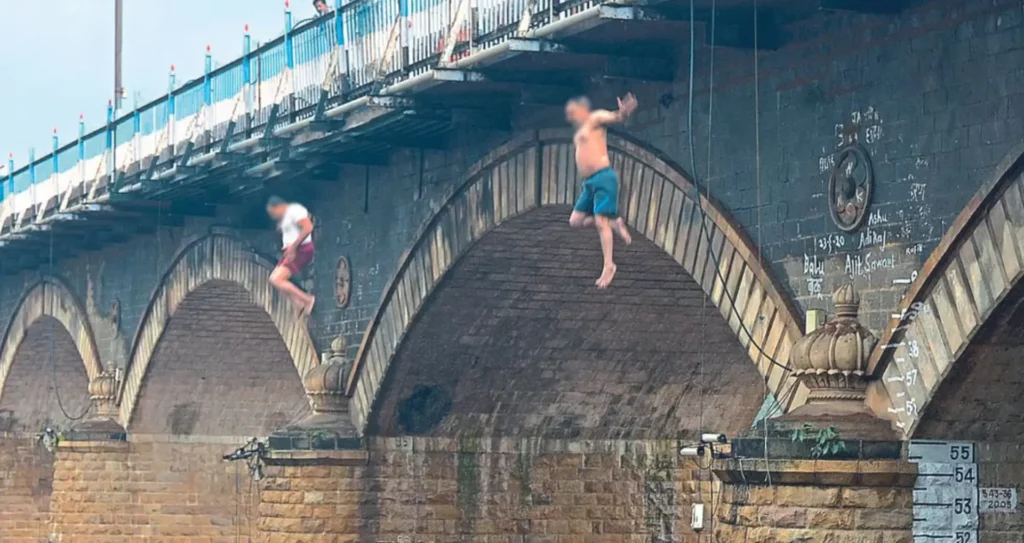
top-left (870, 143), bottom-right (1024, 439)
top-left (347, 129), bottom-right (804, 434)
top-left (119, 234), bottom-right (317, 429)
top-left (0, 278), bottom-right (101, 431)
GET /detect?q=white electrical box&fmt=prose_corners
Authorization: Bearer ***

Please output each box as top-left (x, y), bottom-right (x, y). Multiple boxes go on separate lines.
top-left (691, 503), bottom-right (705, 531)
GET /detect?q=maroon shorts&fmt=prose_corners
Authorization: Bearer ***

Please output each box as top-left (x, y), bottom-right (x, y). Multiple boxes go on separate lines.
top-left (278, 243), bottom-right (315, 275)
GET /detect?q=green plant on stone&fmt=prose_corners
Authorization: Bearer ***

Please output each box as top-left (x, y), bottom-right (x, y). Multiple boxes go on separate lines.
top-left (790, 423), bottom-right (847, 459)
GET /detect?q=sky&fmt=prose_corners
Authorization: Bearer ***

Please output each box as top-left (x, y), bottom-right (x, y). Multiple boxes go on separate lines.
top-left (0, 1), bottom-right (318, 170)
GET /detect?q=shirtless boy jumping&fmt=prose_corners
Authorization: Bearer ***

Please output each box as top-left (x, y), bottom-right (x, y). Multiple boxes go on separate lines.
top-left (565, 93), bottom-right (637, 288)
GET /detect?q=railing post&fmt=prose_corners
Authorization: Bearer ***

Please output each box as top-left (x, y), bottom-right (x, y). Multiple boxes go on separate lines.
top-left (167, 65), bottom-right (176, 151)
top-left (203, 46), bottom-right (213, 107)
top-left (106, 100), bottom-right (115, 185)
top-left (6, 154), bottom-right (13, 200)
top-left (77, 114), bottom-right (85, 201)
top-left (52, 129), bottom-right (59, 190)
top-left (242, 25), bottom-right (253, 133)
top-left (132, 93), bottom-right (141, 164)
top-left (285, 3), bottom-right (295, 70)
top-left (203, 44), bottom-right (213, 141)
top-left (78, 114), bottom-right (85, 163)
top-left (334, 0), bottom-right (349, 91)
top-left (28, 147), bottom-right (36, 208)
top-left (399, 0), bottom-right (409, 71)
top-left (285, 1), bottom-right (296, 121)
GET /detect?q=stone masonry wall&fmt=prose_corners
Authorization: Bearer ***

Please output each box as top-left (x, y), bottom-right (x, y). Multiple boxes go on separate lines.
top-left (975, 442), bottom-right (1024, 540)
top-left (3, 1), bottom-right (1024, 375)
top-left (715, 480), bottom-right (913, 543)
top-left (372, 206), bottom-right (767, 440)
top-left (48, 440), bottom-right (259, 542)
top-left (259, 437), bottom-right (713, 543)
top-left (0, 437), bottom-right (54, 542)
top-left (618, 0), bottom-right (1024, 334)
top-left (0, 317), bottom-right (90, 434)
top-left (128, 280), bottom-right (308, 438)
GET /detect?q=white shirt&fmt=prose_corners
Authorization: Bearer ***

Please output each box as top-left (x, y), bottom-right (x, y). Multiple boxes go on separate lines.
top-left (280, 203), bottom-right (313, 247)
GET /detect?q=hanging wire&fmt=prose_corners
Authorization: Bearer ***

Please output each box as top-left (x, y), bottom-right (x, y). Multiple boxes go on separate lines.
top-left (690, 0), bottom-right (709, 513)
top-left (48, 228), bottom-right (91, 422)
top-left (752, 0), bottom-right (774, 488)
top-left (705, 0), bottom-right (718, 535)
top-left (681, 0), bottom-right (791, 410)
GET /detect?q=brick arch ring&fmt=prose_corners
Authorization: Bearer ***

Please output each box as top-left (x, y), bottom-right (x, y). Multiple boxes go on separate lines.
top-left (118, 234), bottom-right (320, 427)
top-left (345, 128), bottom-right (805, 434)
top-left (0, 277), bottom-right (103, 404)
top-left (869, 142), bottom-right (1024, 438)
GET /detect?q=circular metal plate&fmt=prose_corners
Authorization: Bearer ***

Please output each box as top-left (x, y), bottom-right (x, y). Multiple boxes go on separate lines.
top-left (335, 256), bottom-right (351, 309)
top-left (828, 144), bottom-right (874, 232)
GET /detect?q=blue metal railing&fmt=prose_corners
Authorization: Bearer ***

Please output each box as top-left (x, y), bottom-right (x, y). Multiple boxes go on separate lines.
top-left (0, 0), bottom-right (583, 214)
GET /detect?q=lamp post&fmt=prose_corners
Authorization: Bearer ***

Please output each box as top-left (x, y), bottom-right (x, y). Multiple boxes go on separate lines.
top-left (114, 0), bottom-right (124, 111)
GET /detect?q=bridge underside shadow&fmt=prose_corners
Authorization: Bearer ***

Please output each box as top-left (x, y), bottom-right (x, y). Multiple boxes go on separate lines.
top-left (916, 278), bottom-right (1024, 442)
top-left (369, 206), bottom-right (766, 440)
top-left (128, 280), bottom-right (308, 437)
top-left (0, 317), bottom-right (89, 434)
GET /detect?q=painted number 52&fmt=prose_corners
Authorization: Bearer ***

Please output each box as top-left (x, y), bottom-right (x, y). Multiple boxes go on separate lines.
top-left (956, 532), bottom-right (972, 543)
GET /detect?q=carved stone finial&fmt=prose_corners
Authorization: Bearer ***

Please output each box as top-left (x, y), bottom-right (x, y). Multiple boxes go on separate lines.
top-left (88, 368), bottom-right (119, 419)
top-left (790, 284), bottom-right (877, 407)
top-left (304, 338), bottom-right (349, 414)
top-left (70, 364), bottom-right (126, 439)
top-left (832, 283), bottom-right (859, 319)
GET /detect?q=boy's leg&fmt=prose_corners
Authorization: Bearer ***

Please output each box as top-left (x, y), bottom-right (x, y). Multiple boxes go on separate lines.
top-left (570, 181), bottom-right (595, 228)
top-left (594, 215), bottom-right (617, 288)
top-left (592, 170), bottom-right (621, 288)
top-left (569, 211), bottom-right (595, 228)
top-left (611, 217), bottom-right (632, 245)
top-left (270, 264), bottom-right (313, 312)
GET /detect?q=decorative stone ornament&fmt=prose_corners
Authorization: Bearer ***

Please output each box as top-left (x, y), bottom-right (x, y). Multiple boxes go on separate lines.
top-left (790, 284), bottom-right (877, 409)
top-left (828, 143), bottom-right (874, 232)
top-left (302, 336), bottom-right (349, 414)
top-left (71, 364), bottom-right (127, 439)
top-left (335, 256), bottom-right (351, 308)
top-left (88, 368), bottom-right (119, 419)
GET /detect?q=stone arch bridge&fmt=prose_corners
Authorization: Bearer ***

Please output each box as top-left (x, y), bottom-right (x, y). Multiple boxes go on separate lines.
top-left (3, 0), bottom-right (1024, 539)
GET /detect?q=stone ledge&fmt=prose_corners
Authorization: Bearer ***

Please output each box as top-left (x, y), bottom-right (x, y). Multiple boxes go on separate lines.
top-left (732, 436), bottom-right (902, 461)
top-left (264, 449), bottom-right (369, 466)
top-left (55, 439), bottom-right (129, 453)
top-left (713, 458), bottom-right (917, 488)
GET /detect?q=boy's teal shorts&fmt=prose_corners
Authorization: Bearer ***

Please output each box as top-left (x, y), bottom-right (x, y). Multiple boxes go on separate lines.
top-left (572, 167), bottom-right (618, 217)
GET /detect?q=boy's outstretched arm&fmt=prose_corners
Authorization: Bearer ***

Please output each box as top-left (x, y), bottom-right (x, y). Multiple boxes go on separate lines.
top-left (590, 93), bottom-right (638, 126)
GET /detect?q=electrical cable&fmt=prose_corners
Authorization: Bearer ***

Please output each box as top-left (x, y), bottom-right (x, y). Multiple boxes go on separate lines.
top-left (752, 0), bottom-right (774, 488)
top-left (678, 9), bottom-right (793, 378)
top-left (679, 0), bottom-right (792, 416)
top-left (691, 0), bottom-right (707, 511)
top-left (47, 229), bottom-right (91, 422)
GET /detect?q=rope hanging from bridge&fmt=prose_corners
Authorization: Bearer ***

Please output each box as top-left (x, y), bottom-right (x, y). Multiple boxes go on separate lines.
top-left (46, 228), bottom-right (90, 422)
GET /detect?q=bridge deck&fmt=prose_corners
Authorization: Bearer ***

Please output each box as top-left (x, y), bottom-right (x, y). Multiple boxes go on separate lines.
top-left (0, 0), bottom-right (907, 273)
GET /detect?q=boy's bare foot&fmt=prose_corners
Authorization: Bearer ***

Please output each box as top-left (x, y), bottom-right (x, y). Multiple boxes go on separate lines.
top-left (301, 296), bottom-right (316, 317)
top-left (614, 217), bottom-right (632, 245)
top-left (596, 264), bottom-right (617, 289)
